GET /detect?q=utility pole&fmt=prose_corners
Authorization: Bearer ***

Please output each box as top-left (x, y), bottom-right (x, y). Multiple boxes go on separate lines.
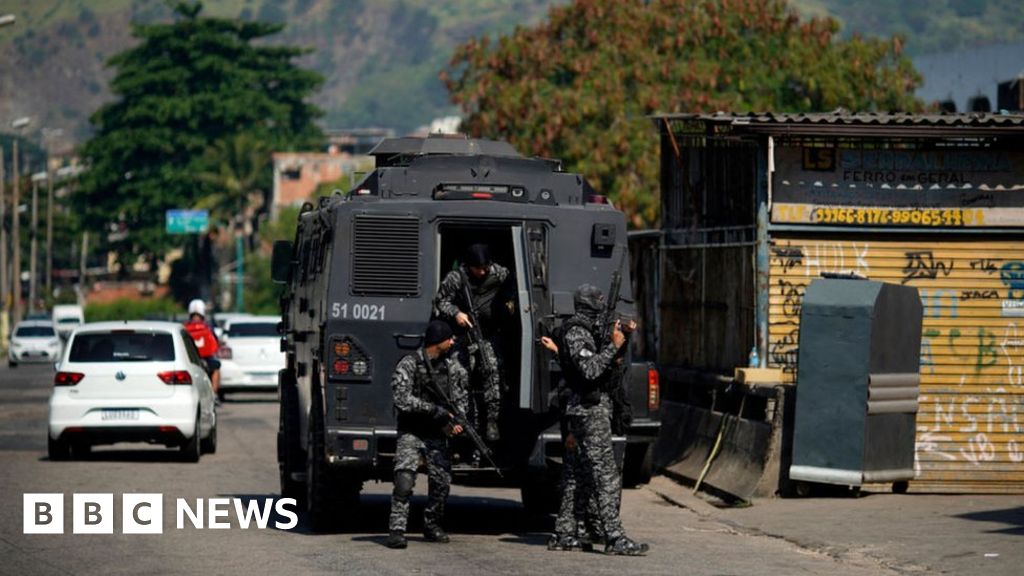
top-left (11, 140), bottom-right (20, 325)
top-left (29, 172), bottom-right (38, 314)
top-left (0, 143), bottom-right (6, 349)
top-left (45, 168), bottom-right (53, 299)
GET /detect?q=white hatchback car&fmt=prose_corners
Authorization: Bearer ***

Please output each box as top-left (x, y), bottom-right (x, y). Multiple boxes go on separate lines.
top-left (48, 321), bottom-right (217, 462)
top-left (218, 315), bottom-right (284, 396)
top-left (9, 320), bottom-right (63, 367)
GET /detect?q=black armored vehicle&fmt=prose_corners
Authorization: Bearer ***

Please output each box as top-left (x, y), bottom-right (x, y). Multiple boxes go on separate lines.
top-left (272, 135), bottom-right (660, 529)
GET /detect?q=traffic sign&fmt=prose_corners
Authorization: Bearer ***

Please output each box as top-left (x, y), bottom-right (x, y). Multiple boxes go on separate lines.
top-left (165, 209), bottom-right (209, 234)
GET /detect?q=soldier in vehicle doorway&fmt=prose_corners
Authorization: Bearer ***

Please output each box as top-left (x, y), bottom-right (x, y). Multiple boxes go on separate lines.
top-left (386, 320), bottom-right (469, 549)
top-left (549, 284), bottom-right (649, 556)
top-left (434, 243), bottom-right (513, 442)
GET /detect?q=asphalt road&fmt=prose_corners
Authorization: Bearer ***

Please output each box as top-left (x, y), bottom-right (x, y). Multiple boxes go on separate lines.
top-left (0, 363), bottom-right (1010, 575)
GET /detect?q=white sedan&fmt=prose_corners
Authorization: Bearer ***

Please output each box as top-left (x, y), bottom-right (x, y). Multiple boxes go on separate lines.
top-left (217, 315), bottom-right (284, 396)
top-left (9, 320), bottom-right (63, 367)
top-left (48, 321), bottom-right (218, 462)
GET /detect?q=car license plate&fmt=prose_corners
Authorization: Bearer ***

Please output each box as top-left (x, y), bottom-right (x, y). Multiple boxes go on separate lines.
top-left (101, 409), bottom-right (140, 421)
top-left (250, 372), bottom-right (276, 382)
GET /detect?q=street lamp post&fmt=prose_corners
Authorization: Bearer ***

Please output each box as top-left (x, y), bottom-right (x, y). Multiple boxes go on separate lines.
top-left (46, 168), bottom-right (53, 299)
top-left (29, 171), bottom-right (40, 314)
top-left (10, 116), bottom-right (30, 325)
top-left (0, 143), bottom-right (6, 348)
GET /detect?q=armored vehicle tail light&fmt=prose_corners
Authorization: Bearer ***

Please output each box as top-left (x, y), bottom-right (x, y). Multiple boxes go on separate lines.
top-left (54, 371), bottom-right (85, 386)
top-left (647, 368), bottom-right (660, 410)
top-left (330, 336), bottom-right (372, 381)
top-left (352, 439), bottom-right (369, 451)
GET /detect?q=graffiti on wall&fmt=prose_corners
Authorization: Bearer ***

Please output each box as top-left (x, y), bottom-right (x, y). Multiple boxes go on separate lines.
top-left (771, 239), bottom-right (1024, 477)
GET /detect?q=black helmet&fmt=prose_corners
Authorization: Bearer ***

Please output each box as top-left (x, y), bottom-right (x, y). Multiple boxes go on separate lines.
top-left (424, 320), bottom-right (454, 346)
top-left (465, 244), bottom-right (492, 268)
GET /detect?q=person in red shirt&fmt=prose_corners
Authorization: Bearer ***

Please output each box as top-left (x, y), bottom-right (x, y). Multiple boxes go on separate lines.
top-left (184, 299), bottom-right (221, 399)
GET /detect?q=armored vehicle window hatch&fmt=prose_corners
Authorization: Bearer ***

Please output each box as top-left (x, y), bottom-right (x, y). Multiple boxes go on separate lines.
top-left (351, 214), bottom-right (420, 297)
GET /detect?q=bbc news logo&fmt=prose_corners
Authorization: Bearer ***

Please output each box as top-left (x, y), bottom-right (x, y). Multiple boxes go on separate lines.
top-left (24, 494), bottom-right (298, 534)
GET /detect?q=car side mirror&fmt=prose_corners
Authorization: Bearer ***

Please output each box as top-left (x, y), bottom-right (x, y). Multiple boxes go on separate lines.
top-left (271, 240), bottom-right (293, 284)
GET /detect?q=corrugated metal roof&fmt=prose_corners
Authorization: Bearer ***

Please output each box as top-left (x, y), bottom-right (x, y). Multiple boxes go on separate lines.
top-left (654, 111), bottom-right (1024, 136)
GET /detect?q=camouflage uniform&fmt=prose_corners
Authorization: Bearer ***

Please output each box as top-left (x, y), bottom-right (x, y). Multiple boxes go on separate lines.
top-left (434, 262), bottom-right (511, 436)
top-left (553, 284), bottom-right (648, 555)
top-left (388, 349), bottom-right (468, 535)
top-left (552, 419), bottom-right (604, 547)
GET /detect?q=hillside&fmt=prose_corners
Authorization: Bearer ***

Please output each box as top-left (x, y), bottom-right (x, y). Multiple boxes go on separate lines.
top-left (0, 0), bottom-right (1021, 152)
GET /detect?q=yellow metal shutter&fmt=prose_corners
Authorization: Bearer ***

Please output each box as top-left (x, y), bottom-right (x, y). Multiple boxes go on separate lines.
top-left (769, 236), bottom-right (1024, 493)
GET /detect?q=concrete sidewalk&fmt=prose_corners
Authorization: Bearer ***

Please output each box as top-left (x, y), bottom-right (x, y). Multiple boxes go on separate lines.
top-left (645, 475), bottom-right (1024, 575)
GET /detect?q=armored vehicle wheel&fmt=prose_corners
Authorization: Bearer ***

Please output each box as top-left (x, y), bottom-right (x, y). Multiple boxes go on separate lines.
top-left (277, 369), bottom-right (305, 505)
top-left (305, 372), bottom-right (347, 532)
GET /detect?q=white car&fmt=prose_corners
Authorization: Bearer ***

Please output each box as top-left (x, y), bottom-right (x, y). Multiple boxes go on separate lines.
top-left (48, 321), bottom-right (217, 462)
top-left (211, 312), bottom-right (253, 340)
top-left (9, 320), bottom-right (63, 367)
top-left (218, 315), bottom-right (284, 395)
top-left (52, 304), bottom-right (85, 340)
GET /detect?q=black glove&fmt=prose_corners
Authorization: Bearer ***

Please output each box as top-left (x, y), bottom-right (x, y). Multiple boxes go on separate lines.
top-left (432, 405), bottom-right (451, 423)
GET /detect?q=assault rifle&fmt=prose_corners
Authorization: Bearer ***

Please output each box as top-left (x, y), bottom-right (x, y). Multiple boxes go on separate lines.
top-left (597, 250), bottom-right (631, 351)
top-left (458, 269), bottom-right (500, 379)
top-left (420, 350), bottom-right (503, 477)
top-left (597, 251), bottom-right (633, 435)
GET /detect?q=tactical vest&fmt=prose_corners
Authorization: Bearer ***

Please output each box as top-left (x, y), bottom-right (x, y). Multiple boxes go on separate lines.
top-left (462, 266), bottom-right (503, 327)
top-left (555, 316), bottom-right (606, 407)
top-left (395, 351), bottom-right (451, 438)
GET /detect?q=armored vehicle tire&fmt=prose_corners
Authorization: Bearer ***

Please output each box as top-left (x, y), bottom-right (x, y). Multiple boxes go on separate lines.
top-left (305, 381), bottom-right (334, 532)
top-left (623, 442), bottom-right (654, 488)
top-left (278, 369), bottom-right (305, 505)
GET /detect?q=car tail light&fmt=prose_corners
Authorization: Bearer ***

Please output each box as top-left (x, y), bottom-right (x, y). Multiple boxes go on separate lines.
top-left (217, 346), bottom-right (233, 360)
top-left (54, 372), bottom-right (85, 386)
top-left (647, 368), bottom-right (660, 411)
top-left (158, 370), bottom-right (192, 385)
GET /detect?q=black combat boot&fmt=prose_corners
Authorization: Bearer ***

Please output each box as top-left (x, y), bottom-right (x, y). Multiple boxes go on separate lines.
top-left (385, 531), bottom-right (407, 549)
top-left (546, 533), bottom-right (583, 551)
top-left (423, 526), bottom-right (450, 543)
top-left (605, 535), bottom-right (649, 556)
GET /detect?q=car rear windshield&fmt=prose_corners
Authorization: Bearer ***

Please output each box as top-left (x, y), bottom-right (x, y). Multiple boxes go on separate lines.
top-left (15, 326), bottom-right (56, 337)
top-left (57, 318), bottom-right (81, 325)
top-left (69, 332), bottom-right (175, 362)
top-left (228, 323), bottom-right (278, 337)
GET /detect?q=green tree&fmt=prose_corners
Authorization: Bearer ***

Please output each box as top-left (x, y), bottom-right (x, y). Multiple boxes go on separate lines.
top-left (443, 0), bottom-right (923, 227)
top-left (74, 1), bottom-right (323, 272)
top-left (194, 131), bottom-right (271, 244)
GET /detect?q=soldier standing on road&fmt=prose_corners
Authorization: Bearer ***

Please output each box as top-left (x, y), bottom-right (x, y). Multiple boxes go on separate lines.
top-left (386, 320), bottom-right (469, 550)
top-left (434, 243), bottom-right (512, 442)
top-left (551, 284), bottom-right (649, 556)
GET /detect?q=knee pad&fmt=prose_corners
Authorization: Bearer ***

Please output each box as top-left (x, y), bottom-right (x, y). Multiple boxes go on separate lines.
top-left (394, 470), bottom-right (415, 497)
